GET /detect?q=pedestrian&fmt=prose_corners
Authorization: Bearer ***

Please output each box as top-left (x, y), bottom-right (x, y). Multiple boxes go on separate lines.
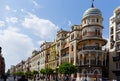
top-left (55, 75), bottom-right (58, 81)
top-left (84, 78), bottom-right (87, 81)
top-left (14, 76), bottom-right (16, 80)
top-left (3, 75), bottom-right (7, 81)
top-left (18, 75), bottom-right (28, 81)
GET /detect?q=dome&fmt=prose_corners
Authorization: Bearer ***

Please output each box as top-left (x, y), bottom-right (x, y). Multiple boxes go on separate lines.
top-left (83, 7), bottom-right (102, 19)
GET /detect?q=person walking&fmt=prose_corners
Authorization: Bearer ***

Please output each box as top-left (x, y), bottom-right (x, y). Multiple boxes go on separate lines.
top-left (3, 75), bottom-right (7, 81)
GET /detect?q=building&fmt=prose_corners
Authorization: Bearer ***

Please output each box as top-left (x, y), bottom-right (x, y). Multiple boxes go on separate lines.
top-left (9, 65), bottom-right (16, 75)
top-left (77, 5), bottom-right (107, 81)
top-left (30, 50), bottom-right (40, 71)
top-left (55, 3), bottom-right (107, 80)
top-left (0, 47), bottom-right (5, 77)
top-left (15, 60), bottom-right (25, 72)
top-left (10, 2), bottom-right (108, 81)
top-left (47, 42), bottom-right (57, 70)
top-left (109, 6), bottom-right (120, 80)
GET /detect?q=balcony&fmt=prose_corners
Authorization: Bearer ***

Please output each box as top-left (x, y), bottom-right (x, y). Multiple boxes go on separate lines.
top-left (78, 46), bottom-right (101, 51)
top-left (113, 56), bottom-right (120, 61)
top-left (61, 53), bottom-right (69, 57)
top-left (112, 70), bottom-right (120, 76)
top-left (113, 17), bottom-right (120, 22)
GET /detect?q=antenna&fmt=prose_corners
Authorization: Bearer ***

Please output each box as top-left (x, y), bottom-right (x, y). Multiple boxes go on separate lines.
top-left (91, 0), bottom-right (94, 8)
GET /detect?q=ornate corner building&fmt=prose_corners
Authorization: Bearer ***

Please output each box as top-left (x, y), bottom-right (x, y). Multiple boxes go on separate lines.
top-left (0, 47), bottom-right (5, 76)
top-left (56, 5), bottom-right (107, 80)
top-left (109, 6), bottom-right (120, 80)
top-left (77, 7), bottom-right (107, 80)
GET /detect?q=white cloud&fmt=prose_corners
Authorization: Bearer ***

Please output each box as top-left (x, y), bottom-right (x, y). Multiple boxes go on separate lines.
top-left (22, 13), bottom-right (59, 40)
top-left (6, 17), bottom-right (18, 23)
top-left (0, 29), bottom-right (35, 70)
top-left (68, 20), bottom-right (72, 27)
top-left (32, 0), bottom-right (39, 7)
top-left (5, 5), bottom-right (11, 10)
top-left (37, 40), bottom-right (44, 46)
top-left (7, 26), bottom-right (20, 32)
top-left (0, 21), bottom-right (5, 27)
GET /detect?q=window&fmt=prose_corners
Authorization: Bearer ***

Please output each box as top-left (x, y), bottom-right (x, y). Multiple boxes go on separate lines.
top-left (71, 34), bottom-right (74, 40)
top-left (83, 30), bottom-right (87, 36)
top-left (111, 27), bottom-right (113, 34)
top-left (84, 20), bottom-right (86, 24)
top-left (95, 28), bottom-right (100, 36)
top-left (116, 23), bottom-right (120, 30)
top-left (116, 33), bottom-right (120, 40)
top-left (92, 18), bottom-right (95, 22)
top-left (116, 43), bottom-right (120, 50)
top-left (97, 18), bottom-right (99, 23)
top-left (117, 12), bottom-right (120, 18)
top-left (116, 63), bottom-right (119, 69)
top-left (71, 45), bottom-right (74, 51)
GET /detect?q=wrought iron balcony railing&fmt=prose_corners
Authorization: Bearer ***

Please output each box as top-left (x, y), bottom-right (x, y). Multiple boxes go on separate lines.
top-left (113, 56), bottom-right (120, 61)
top-left (78, 46), bottom-right (101, 51)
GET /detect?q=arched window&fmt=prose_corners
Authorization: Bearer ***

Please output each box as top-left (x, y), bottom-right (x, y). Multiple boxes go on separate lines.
top-left (71, 34), bottom-right (74, 40)
top-left (95, 28), bottom-right (100, 36)
top-left (97, 18), bottom-right (99, 23)
top-left (117, 12), bottom-right (120, 18)
top-left (71, 45), bottom-right (74, 51)
top-left (83, 30), bottom-right (87, 36)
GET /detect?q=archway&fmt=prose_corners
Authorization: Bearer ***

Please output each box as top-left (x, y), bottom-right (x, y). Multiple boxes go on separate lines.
top-left (93, 69), bottom-right (101, 81)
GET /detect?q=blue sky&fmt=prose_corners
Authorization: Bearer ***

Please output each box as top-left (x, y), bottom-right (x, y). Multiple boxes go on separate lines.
top-left (0, 0), bottom-right (120, 71)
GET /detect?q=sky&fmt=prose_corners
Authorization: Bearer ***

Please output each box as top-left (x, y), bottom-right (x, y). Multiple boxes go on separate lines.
top-left (0, 0), bottom-right (120, 71)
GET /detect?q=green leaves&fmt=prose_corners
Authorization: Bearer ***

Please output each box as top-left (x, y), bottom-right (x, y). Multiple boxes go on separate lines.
top-left (40, 68), bottom-right (53, 75)
top-left (32, 70), bottom-right (39, 75)
top-left (24, 71), bottom-right (32, 76)
top-left (58, 62), bottom-right (77, 75)
top-left (40, 68), bottom-right (46, 75)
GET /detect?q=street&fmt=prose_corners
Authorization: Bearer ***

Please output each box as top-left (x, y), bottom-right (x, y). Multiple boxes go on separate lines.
top-left (0, 76), bottom-right (46, 81)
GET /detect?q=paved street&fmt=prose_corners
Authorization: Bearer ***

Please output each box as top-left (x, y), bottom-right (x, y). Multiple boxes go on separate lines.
top-left (0, 76), bottom-right (46, 81)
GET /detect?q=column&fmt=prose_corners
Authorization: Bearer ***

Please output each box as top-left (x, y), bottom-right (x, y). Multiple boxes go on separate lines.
top-left (102, 53), bottom-right (104, 66)
top-left (105, 52), bottom-right (106, 66)
top-left (74, 41), bottom-right (77, 65)
top-left (59, 41), bottom-right (62, 65)
top-left (89, 51), bottom-right (91, 66)
top-left (96, 52), bottom-right (98, 65)
top-left (82, 54), bottom-right (84, 65)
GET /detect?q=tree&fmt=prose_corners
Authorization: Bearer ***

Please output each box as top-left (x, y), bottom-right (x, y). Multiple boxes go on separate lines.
top-left (16, 71), bottom-right (24, 76)
top-left (32, 70), bottom-right (39, 81)
top-left (40, 68), bottom-right (53, 80)
top-left (40, 68), bottom-right (46, 75)
top-left (32, 70), bottom-right (39, 75)
top-left (58, 62), bottom-right (77, 75)
top-left (24, 71), bottom-right (32, 78)
top-left (45, 68), bottom-right (53, 75)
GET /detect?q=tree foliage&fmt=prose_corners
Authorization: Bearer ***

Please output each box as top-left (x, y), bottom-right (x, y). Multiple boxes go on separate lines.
top-left (45, 68), bottom-right (53, 75)
top-left (24, 71), bottom-right (32, 76)
top-left (32, 70), bottom-right (39, 75)
top-left (40, 68), bottom-right (46, 75)
top-left (40, 68), bottom-right (53, 75)
top-left (15, 71), bottom-right (24, 76)
top-left (58, 62), bottom-right (77, 75)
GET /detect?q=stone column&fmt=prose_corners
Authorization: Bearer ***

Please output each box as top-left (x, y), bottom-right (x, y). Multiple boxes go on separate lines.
top-left (96, 52), bottom-right (98, 65)
top-left (74, 41), bottom-right (77, 65)
top-left (82, 54), bottom-right (84, 65)
top-left (102, 53), bottom-right (104, 66)
top-left (89, 51), bottom-right (91, 66)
